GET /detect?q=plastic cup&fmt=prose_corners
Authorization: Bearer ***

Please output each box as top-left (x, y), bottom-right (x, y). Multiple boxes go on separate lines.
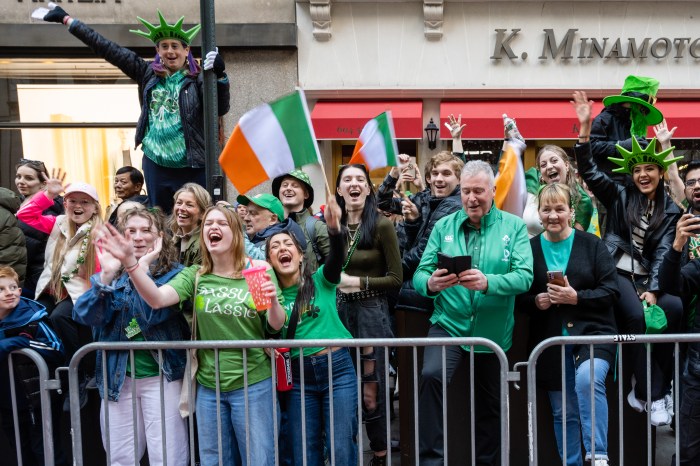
top-left (242, 266), bottom-right (271, 311)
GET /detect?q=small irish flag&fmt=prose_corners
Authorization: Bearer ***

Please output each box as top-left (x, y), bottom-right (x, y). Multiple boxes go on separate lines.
top-left (219, 89), bottom-right (321, 194)
top-left (494, 138), bottom-right (527, 218)
top-left (348, 112), bottom-right (399, 170)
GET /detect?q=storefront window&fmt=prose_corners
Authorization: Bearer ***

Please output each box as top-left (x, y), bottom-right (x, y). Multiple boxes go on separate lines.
top-left (0, 59), bottom-right (141, 208)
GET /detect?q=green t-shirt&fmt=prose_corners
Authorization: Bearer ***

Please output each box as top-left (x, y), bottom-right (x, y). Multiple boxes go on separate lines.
top-left (281, 265), bottom-right (353, 359)
top-left (125, 331), bottom-right (160, 379)
top-left (141, 71), bottom-right (188, 168)
top-left (167, 265), bottom-right (283, 391)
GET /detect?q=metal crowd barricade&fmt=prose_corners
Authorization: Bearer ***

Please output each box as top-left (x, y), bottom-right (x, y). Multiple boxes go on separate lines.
top-left (67, 336), bottom-right (511, 466)
top-left (5, 348), bottom-right (61, 466)
top-left (525, 333), bottom-right (700, 466)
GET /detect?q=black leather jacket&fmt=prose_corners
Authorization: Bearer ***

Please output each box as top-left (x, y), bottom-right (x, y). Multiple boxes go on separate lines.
top-left (395, 187), bottom-right (462, 313)
top-left (69, 20), bottom-right (231, 168)
top-left (575, 141), bottom-right (680, 292)
top-left (590, 105), bottom-right (649, 177)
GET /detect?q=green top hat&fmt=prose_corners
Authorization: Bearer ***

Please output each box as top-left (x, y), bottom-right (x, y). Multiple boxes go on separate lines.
top-left (602, 75), bottom-right (663, 126)
top-left (271, 169), bottom-right (314, 210)
top-left (236, 193), bottom-right (286, 222)
top-left (130, 10), bottom-right (201, 46)
top-left (608, 136), bottom-right (682, 175)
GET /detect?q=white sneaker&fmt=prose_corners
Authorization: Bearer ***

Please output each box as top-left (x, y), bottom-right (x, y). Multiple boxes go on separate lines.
top-left (665, 393), bottom-right (675, 418)
top-left (627, 388), bottom-right (645, 413)
top-left (593, 460), bottom-right (609, 466)
top-left (649, 398), bottom-right (672, 426)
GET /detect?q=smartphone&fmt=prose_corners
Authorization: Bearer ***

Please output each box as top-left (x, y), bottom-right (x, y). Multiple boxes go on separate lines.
top-left (454, 255), bottom-right (472, 273)
top-left (546, 270), bottom-right (565, 287)
top-left (437, 253), bottom-right (472, 275)
top-left (403, 163), bottom-right (417, 178)
top-left (437, 252), bottom-right (454, 275)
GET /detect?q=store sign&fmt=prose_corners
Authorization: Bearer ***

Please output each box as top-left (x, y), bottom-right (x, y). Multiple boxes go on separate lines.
top-left (491, 28), bottom-right (700, 61)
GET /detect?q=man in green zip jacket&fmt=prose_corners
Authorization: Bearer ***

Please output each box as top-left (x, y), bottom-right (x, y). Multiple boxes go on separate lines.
top-left (413, 160), bottom-right (533, 466)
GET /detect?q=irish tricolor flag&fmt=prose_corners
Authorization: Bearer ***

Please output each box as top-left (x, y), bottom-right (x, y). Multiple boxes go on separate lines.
top-left (219, 89), bottom-right (321, 193)
top-left (348, 112), bottom-right (399, 170)
top-left (494, 138), bottom-right (527, 217)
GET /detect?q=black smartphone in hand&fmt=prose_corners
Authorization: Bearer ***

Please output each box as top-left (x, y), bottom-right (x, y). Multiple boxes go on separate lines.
top-left (437, 252), bottom-right (472, 275)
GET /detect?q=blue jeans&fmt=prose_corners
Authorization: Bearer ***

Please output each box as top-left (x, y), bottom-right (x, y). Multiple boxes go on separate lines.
top-left (287, 348), bottom-right (358, 466)
top-left (547, 347), bottom-right (610, 466)
top-left (196, 378), bottom-right (276, 466)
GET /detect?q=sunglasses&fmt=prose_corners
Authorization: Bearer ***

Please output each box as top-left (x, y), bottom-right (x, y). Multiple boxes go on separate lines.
top-left (18, 158), bottom-right (48, 173)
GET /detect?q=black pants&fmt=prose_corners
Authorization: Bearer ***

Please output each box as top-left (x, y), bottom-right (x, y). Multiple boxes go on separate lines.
top-left (679, 345), bottom-right (700, 465)
top-left (142, 155), bottom-right (206, 215)
top-left (37, 296), bottom-right (93, 375)
top-left (418, 324), bottom-right (502, 466)
top-left (615, 275), bottom-right (683, 400)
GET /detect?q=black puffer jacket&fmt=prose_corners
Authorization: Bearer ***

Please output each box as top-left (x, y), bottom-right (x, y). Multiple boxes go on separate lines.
top-left (395, 187), bottom-right (462, 313)
top-left (69, 20), bottom-right (231, 168)
top-left (575, 141), bottom-right (680, 292)
top-left (0, 188), bottom-right (26, 283)
top-left (17, 195), bottom-right (63, 297)
top-left (590, 104), bottom-right (649, 177)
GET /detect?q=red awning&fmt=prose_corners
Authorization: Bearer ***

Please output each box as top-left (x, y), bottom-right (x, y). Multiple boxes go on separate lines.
top-left (440, 100), bottom-right (699, 139)
top-left (311, 101), bottom-right (423, 139)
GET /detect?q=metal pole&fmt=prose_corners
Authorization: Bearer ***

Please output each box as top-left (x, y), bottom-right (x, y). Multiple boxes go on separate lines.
top-left (200, 0), bottom-right (224, 202)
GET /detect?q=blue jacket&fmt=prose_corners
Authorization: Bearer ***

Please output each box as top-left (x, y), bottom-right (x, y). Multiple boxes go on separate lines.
top-left (0, 298), bottom-right (64, 409)
top-left (73, 265), bottom-right (189, 402)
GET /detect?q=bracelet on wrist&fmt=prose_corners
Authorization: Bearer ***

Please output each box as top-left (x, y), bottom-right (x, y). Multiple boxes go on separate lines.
top-left (62, 16), bottom-right (72, 25)
top-left (125, 262), bottom-right (139, 273)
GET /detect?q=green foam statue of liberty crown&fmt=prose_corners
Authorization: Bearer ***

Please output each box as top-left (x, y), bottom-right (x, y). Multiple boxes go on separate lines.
top-left (608, 136), bottom-right (682, 174)
top-left (129, 10), bottom-right (201, 46)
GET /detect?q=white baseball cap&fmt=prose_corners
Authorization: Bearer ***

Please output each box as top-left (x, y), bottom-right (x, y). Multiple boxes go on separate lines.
top-left (64, 182), bottom-right (100, 202)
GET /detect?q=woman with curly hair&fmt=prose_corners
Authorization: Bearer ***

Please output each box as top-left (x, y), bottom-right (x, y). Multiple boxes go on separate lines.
top-left (74, 207), bottom-right (190, 465)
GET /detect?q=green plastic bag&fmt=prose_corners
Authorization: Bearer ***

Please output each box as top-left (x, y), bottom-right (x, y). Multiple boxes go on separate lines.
top-left (643, 300), bottom-right (668, 334)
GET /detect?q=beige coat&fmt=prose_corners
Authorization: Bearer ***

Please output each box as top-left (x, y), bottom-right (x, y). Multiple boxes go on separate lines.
top-left (35, 215), bottom-right (92, 303)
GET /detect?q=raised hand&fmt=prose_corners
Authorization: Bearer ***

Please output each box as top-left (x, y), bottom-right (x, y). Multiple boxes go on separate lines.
top-left (94, 223), bottom-right (136, 266)
top-left (444, 114), bottom-right (466, 139)
top-left (653, 120), bottom-right (677, 149)
top-left (43, 168), bottom-right (67, 199)
top-left (673, 213), bottom-right (700, 252)
top-left (96, 244), bottom-right (122, 285)
top-left (324, 196), bottom-right (341, 232)
top-left (138, 235), bottom-right (163, 270)
top-left (570, 91), bottom-right (594, 128)
top-left (43, 3), bottom-right (70, 24)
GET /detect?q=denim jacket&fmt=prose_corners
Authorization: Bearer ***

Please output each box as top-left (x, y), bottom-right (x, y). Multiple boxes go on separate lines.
top-left (73, 265), bottom-right (189, 402)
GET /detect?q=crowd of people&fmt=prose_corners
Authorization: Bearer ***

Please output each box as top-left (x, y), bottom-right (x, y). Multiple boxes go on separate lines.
top-left (0, 6), bottom-right (699, 466)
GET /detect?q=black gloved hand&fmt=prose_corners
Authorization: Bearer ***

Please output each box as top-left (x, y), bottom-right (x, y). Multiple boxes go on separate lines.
top-left (203, 49), bottom-right (226, 78)
top-left (212, 54), bottom-right (226, 78)
top-left (618, 137), bottom-right (650, 151)
top-left (635, 136), bottom-right (650, 149)
top-left (44, 5), bottom-right (70, 24)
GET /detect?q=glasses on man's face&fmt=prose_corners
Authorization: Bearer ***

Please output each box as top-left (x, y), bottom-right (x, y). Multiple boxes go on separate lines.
top-left (18, 158), bottom-right (47, 172)
top-left (685, 178), bottom-right (700, 188)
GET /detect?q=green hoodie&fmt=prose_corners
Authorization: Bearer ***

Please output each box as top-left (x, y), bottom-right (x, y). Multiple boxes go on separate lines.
top-left (413, 205), bottom-right (533, 352)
